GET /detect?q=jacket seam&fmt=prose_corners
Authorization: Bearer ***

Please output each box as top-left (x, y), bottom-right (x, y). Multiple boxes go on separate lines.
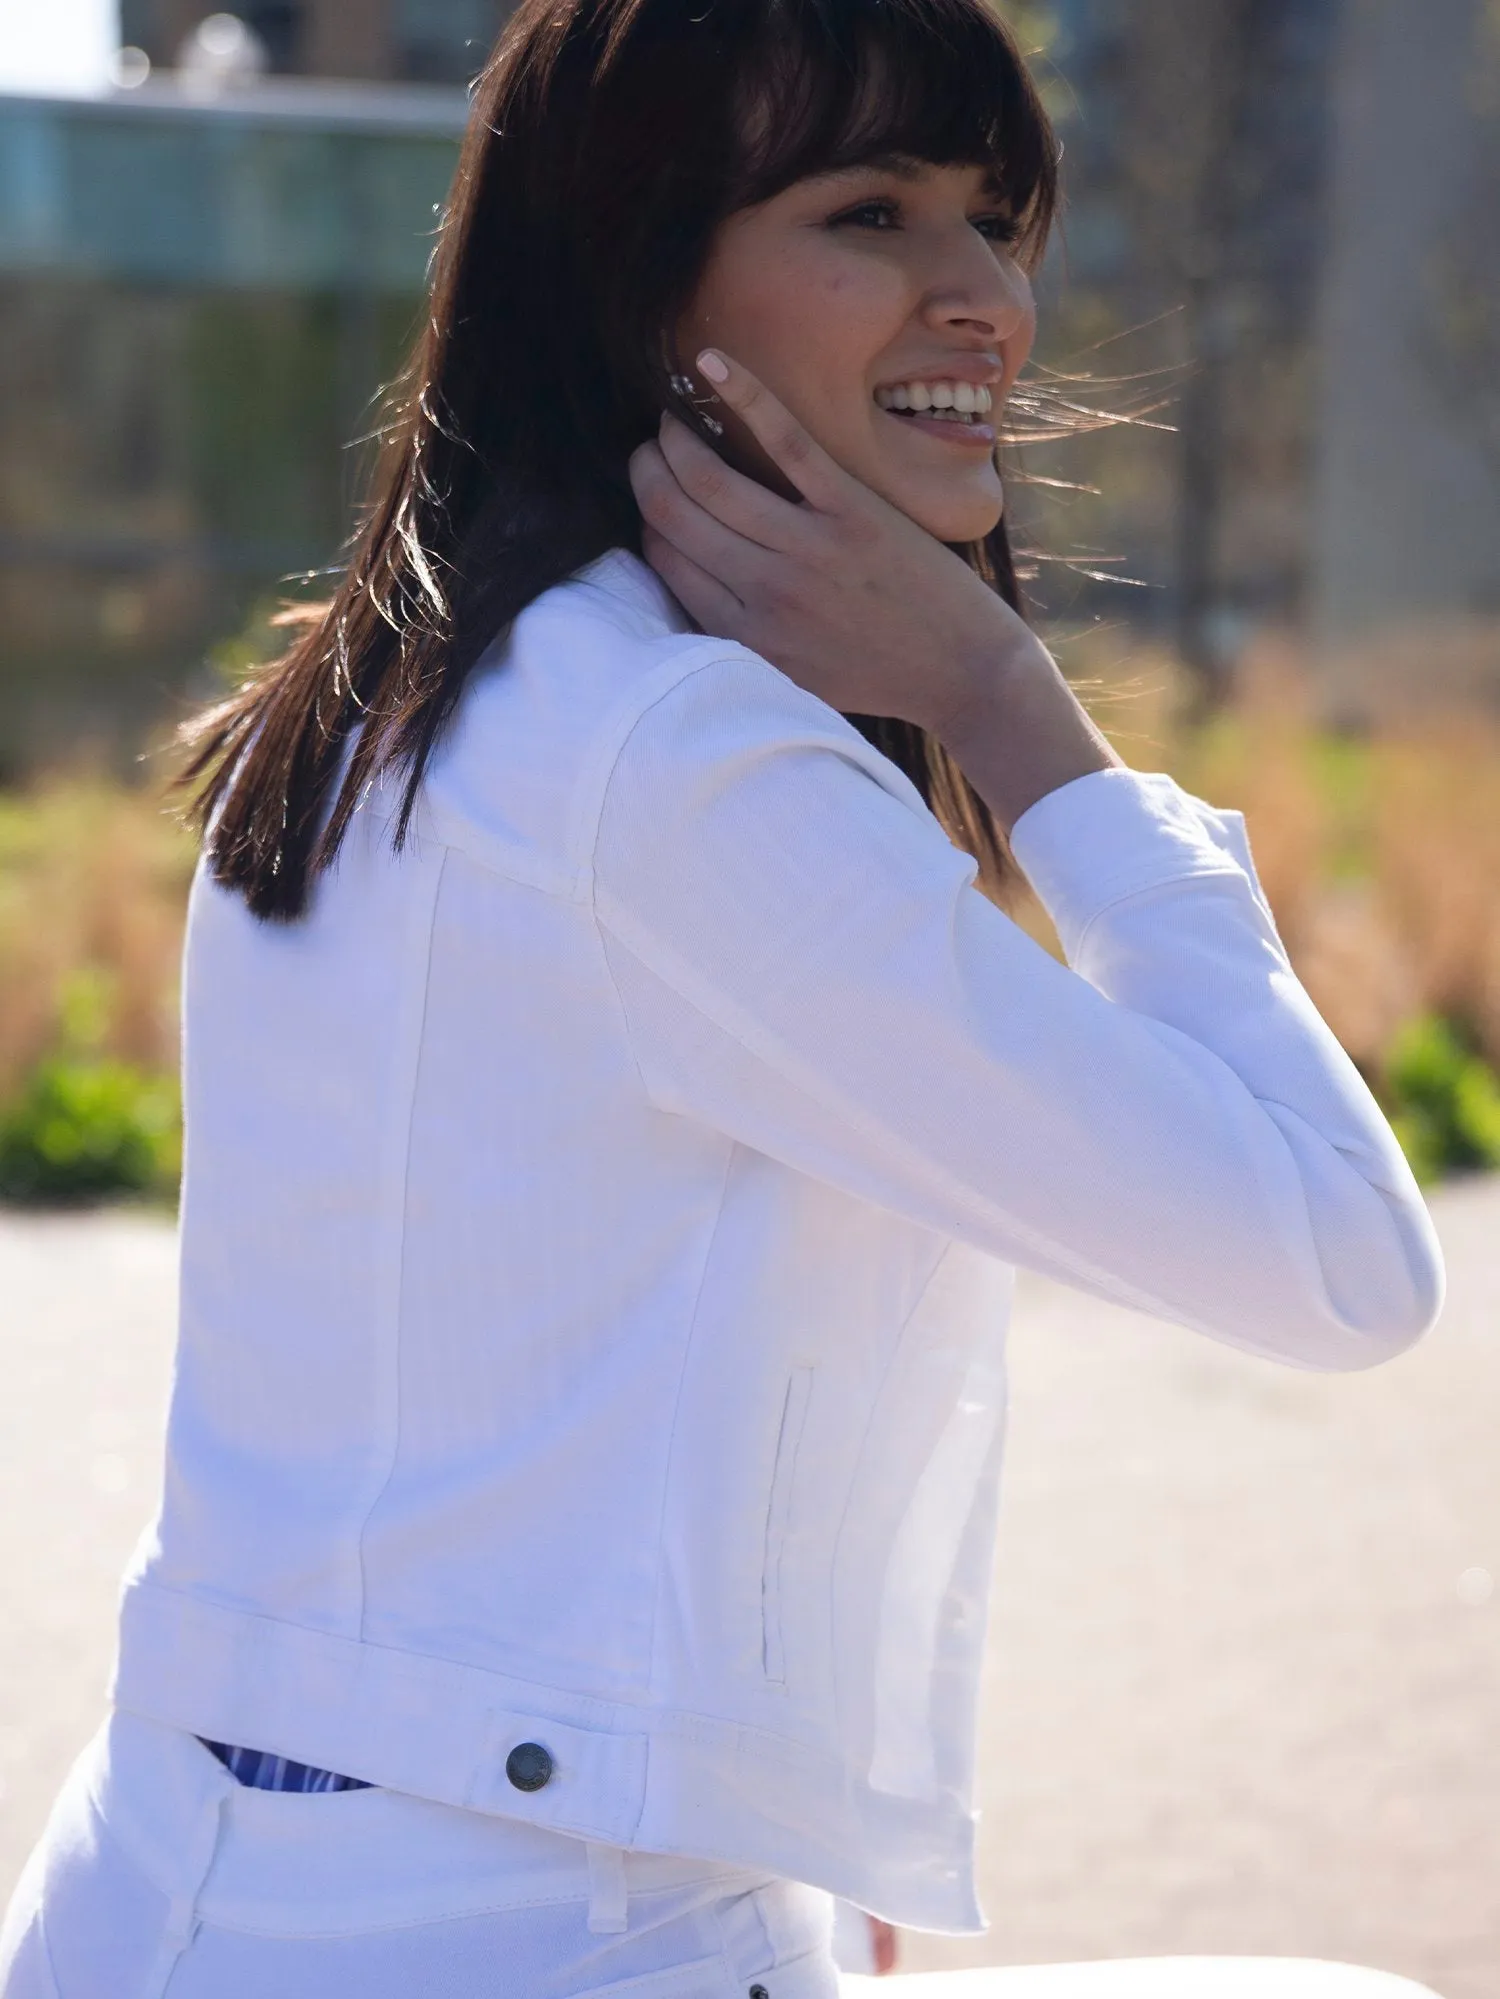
top-left (119, 1576), bottom-right (850, 1770)
top-left (352, 844), bottom-right (449, 1639)
top-left (590, 887), bottom-right (1189, 1323)
top-left (1064, 857), bottom-right (1252, 962)
top-left (573, 645), bottom-right (932, 908)
top-left (638, 1138), bottom-right (737, 1814)
top-left (589, 895), bottom-right (656, 1104)
top-left (563, 642), bottom-right (760, 895)
top-left (578, 651), bottom-right (745, 1116)
top-left (825, 1239), bottom-right (955, 1744)
top-left (34, 1917), bottom-right (63, 1999)
top-left (192, 1885), bottom-right (731, 1942)
top-left (395, 644), bottom-right (760, 908)
top-left (579, 670), bottom-right (1244, 1314)
top-left (760, 1362), bottom-right (817, 1692)
top-left (595, 880), bottom-right (1358, 1358)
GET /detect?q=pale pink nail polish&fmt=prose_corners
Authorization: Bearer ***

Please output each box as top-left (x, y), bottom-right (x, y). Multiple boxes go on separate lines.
top-left (696, 350), bottom-right (729, 384)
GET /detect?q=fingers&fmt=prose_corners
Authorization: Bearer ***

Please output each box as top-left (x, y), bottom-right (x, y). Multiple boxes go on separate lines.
top-left (629, 436), bottom-right (774, 593)
top-left (868, 1918), bottom-right (900, 1977)
top-left (694, 350), bottom-right (848, 513)
top-left (656, 413), bottom-right (803, 553)
top-left (639, 523), bottom-right (744, 637)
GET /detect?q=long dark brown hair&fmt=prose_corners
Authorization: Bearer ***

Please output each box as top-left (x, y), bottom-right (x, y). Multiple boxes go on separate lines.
top-left (180, 0), bottom-right (1060, 920)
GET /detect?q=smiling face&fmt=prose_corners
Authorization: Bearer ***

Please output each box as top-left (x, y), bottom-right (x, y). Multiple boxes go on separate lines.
top-left (673, 155), bottom-right (1037, 543)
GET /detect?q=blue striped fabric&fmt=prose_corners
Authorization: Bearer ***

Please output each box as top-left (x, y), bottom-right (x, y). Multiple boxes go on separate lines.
top-left (201, 1739), bottom-right (373, 1792)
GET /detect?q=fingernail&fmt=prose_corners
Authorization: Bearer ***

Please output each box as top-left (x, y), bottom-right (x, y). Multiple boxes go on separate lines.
top-left (696, 349), bottom-right (729, 384)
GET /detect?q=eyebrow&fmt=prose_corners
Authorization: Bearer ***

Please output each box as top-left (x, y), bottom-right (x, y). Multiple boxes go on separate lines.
top-left (847, 151), bottom-right (926, 180)
top-left (810, 152), bottom-right (927, 185)
top-left (814, 153), bottom-right (1012, 203)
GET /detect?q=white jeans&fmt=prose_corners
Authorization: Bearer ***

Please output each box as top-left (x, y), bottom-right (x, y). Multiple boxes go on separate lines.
top-left (0, 1712), bottom-right (840, 1999)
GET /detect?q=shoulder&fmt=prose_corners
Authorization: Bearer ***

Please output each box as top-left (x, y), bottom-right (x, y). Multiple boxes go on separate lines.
top-left (416, 550), bottom-right (713, 888)
top-left (595, 634), bottom-right (931, 832)
top-left (437, 548), bottom-right (738, 781)
top-left (424, 550), bottom-right (927, 890)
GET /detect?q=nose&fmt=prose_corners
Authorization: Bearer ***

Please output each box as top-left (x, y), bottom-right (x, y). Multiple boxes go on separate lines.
top-left (920, 232), bottom-right (1035, 349)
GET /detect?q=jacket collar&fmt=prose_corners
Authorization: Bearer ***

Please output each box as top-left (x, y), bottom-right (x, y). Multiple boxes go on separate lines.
top-left (573, 547), bottom-right (697, 640)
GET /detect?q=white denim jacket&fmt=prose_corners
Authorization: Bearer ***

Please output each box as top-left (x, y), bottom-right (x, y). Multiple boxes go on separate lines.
top-left (113, 549), bottom-right (1443, 1932)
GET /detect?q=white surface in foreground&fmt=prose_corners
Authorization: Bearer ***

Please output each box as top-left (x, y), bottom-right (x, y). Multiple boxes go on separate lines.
top-left (845, 1966), bottom-right (1438, 1996)
top-left (0, 1183), bottom-right (1495, 1996)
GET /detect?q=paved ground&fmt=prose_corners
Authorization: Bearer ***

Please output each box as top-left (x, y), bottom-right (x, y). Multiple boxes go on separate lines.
top-left (1, 1186), bottom-right (1495, 1996)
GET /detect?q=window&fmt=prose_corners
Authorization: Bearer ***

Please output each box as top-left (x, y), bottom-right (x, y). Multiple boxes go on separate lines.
top-left (393, 0), bottom-right (508, 84)
top-left (240, 3), bottom-right (306, 72)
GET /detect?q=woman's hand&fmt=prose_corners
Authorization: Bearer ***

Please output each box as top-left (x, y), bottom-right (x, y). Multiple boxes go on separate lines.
top-left (629, 350), bottom-right (1031, 742)
top-left (869, 1916), bottom-right (899, 1976)
top-left (628, 351), bottom-right (1118, 829)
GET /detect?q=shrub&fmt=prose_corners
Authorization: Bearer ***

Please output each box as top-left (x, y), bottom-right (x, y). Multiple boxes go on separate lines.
top-left (1380, 1014), bottom-right (1500, 1187)
top-left (5, 638), bottom-right (1500, 1198)
top-left (0, 1054), bottom-right (181, 1205)
top-left (0, 771), bottom-right (195, 1101)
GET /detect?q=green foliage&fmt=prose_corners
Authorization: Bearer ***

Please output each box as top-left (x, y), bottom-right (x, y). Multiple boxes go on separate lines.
top-left (993, 0), bottom-right (1058, 56)
top-left (1383, 1015), bottom-right (1500, 1187)
top-left (0, 1054), bottom-right (180, 1206)
top-left (207, 595), bottom-right (298, 688)
top-left (0, 867), bottom-right (185, 1208)
top-left (992, 1), bottom-right (1068, 117)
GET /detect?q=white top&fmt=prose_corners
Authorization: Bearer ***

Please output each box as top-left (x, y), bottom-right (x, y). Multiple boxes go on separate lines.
top-left (113, 548), bottom-right (1443, 1933)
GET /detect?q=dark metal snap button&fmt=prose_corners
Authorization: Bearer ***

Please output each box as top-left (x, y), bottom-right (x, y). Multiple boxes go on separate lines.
top-left (505, 1741), bottom-right (554, 1792)
top-left (749, 1987), bottom-right (770, 1999)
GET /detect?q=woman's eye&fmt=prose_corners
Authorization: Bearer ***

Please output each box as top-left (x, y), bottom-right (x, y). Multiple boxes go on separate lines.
top-left (973, 214), bottom-right (1021, 247)
top-left (829, 199), bottom-right (900, 230)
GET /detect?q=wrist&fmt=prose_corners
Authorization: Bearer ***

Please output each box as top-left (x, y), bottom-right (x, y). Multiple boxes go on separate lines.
top-left (936, 627), bottom-right (1119, 835)
top-left (916, 594), bottom-right (1043, 740)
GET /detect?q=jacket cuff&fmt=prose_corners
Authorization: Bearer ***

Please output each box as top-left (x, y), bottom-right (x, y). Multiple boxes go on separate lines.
top-left (1007, 767), bottom-right (1264, 960)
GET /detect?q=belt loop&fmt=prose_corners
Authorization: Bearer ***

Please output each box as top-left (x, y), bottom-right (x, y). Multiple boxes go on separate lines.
top-left (161, 1891), bottom-right (200, 1955)
top-left (143, 1762), bottom-right (231, 1995)
top-left (585, 1840), bottom-right (630, 1934)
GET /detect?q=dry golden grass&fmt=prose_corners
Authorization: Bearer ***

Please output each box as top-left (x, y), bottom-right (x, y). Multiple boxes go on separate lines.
top-left (1074, 633), bottom-right (1500, 1076)
top-left (1, 638), bottom-right (1498, 1104)
top-left (0, 769), bottom-right (196, 1098)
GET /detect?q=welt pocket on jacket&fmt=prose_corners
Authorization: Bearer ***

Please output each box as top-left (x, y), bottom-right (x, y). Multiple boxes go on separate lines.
top-left (761, 1364), bottom-right (814, 1687)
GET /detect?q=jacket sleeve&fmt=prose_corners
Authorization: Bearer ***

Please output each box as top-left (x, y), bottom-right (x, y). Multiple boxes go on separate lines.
top-left (587, 648), bottom-right (1444, 1371)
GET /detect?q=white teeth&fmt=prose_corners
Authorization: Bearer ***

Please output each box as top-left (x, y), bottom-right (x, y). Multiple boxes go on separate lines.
top-left (876, 380), bottom-right (995, 418)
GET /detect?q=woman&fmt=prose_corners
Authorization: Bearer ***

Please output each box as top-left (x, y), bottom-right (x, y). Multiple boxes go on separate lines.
top-left (1, 0), bottom-right (1443, 1993)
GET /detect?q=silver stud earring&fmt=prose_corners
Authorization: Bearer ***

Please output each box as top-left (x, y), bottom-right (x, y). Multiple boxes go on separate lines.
top-left (668, 372), bottom-right (724, 435)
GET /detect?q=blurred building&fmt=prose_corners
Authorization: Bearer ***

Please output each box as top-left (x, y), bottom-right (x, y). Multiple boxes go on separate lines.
top-left (0, 0), bottom-right (1497, 770)
top-left (0, 71), bottom-right (466, 770)
top-left (0, 5), bottom-right (530, 770)
top-left (0, 0), bottom-right (120, 97)
top-left (1038, 0), bottom-right (1499, 708)
top-left (120, 1), bottom-right (512, 85)
top-left (1312, 0), bottom-right (1500, 711)
top-left (1025, 0), bottom-right (1343, 672)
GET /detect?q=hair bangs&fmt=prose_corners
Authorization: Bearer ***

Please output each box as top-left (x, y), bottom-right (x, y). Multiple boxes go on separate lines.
top-left (730, 0), bottom-right (1057, 267)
